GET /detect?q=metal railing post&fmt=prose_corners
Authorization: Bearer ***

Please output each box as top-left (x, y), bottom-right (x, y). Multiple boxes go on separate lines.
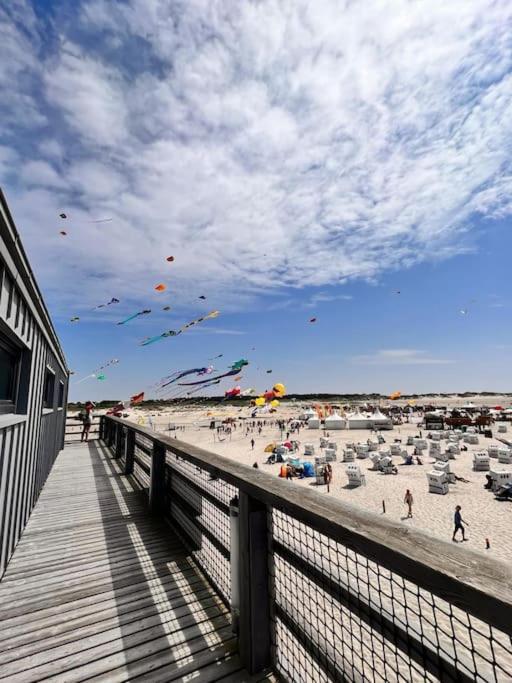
top-left (149, 441), bottom-right (166, 514)
top-left (99, 416), bottom-right (104, 441)
top-left (238, 491), bottom-right (272, 674)
top-left (124, 428), bottom-right (135, 475)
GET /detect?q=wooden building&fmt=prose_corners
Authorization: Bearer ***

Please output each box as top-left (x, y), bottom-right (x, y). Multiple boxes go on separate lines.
top-left (0, 189), bottom-right (68, 577)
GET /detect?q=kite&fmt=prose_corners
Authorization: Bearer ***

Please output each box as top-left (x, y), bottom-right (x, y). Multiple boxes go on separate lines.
top-left (117, 309), bottom-right (151, 325)
top-left (459, 309), bottom-right (468, 316)
top-left (70, 316), bottom-right (79, 322)
top-left (130, 392), bottom-right (145, 405)
top-left (253, 382), bottom-right (286, 410)
top-left (266, 369), bottom-right (273, 374)
top-left (140, 310), bottom-right (220, 346)
top-left (209, 354), bottom-right (223, 360)
top-left (197, 366), bottom-right (214, 376)
top-left (89, 218), bottom-right (112, 223)
top-left (140, 330), bottom-right (181, 346)
top-left (59, 213), bottom-right (67, 219)
top-left (240, 388), bottom-right (256, 396)
top-left (154, 284), bottom-right (166, 292)
top-left (185, 379), bottom-right (221, 396)
top-left (159, 367), bottom-right (213, 389)
top-left (166, 256), bottom-right (175, 262)
top-left (96, 373), bottom-right (106, 381)
top-left (198, 295), bottom-right (206, 300)
top-left (230, 359), bottom-right (248, 371)
top-left (163, 306), bottom-right (171, 311)
top-left (59, 231), bottom-right (67, 236)
top-left (94, 297), bottom-right (120, 310)
top-left (177, 366), bottom-right (242, 386)
top-left (309, 318), bottom-right (317, 323)
top-left (389, 391), bottom-right (401, 400)
top-left (225, 386), bottom-right (241, 399)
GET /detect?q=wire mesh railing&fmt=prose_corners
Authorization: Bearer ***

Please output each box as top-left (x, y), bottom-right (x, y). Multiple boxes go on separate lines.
top-left (100, 416), bottom-right (512, 682)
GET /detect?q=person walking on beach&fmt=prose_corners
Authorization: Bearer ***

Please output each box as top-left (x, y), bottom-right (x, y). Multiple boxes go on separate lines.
top-left (404, 489), bottom-right (413, 518)
top-left (250, 438), bottom-right (255, 451)
top-left (81, 401), bottom-right (94, 442)
top-left (452, 505), bottom-right (468, 542)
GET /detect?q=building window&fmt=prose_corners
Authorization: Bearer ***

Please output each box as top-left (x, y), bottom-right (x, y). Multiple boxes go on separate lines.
top-left (43, 367), bottom-right (55, 410)
top-left (0, 335), bottom-right (20, 415)
top-left (58, 380), bottom-right (64, 408)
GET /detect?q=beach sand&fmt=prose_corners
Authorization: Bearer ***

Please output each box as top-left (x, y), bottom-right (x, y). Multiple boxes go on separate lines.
top-left (123, 402), bottom-right (512, 563)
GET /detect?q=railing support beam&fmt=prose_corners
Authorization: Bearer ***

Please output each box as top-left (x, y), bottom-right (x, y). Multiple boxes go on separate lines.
top-left (114, 423), bottom-right (122, 459)
top-left (238, 491), bottom-right (271, 674)
top-left (149, 442), bottom-right (166, 514)
top-left (124, 428), bottom-right (135, 475)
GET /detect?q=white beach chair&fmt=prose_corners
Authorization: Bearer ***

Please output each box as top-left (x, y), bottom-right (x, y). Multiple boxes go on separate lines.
top-left (346, 463), bottom-right (366, 488)
top-left (464, 434), bottom-right (479, 445)
top-left (497, 424), bottom-right (507, 434)
top-left (488, 445), bottom-right (499, 458)
top-left (447, 443), bottom-right (460, 456)
top-left (327, 441), bottom-right (338, 452)
top-left (390, 443), bottom-right (401, 456)
top-left (343, 448), bottom-right (355, 462)
top-left (497, 448), bottom-right (512, 464)
top-left (304, 443), bottom-right (315, 456)
top-left (324, 448), bottom-right (337, 462)
top-left (355, 443), bottom-right (369, 459)
top-left (473, 452), bottom-right (490, 471)
top-left (370, 453), bottom-right (382, 470)
top-left (426, 471), bottom-right (449, 494)
top-left (489, 469), bottom-right (512, 492)
top-left (378, 456), bottom-right (396, 475)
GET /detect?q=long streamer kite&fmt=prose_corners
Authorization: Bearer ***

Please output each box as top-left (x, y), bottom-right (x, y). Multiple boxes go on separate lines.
top-left (177, 360), bottom-right (248, 386)
top-left (93, 297), bottom-right (119, 310)
top-left (140, 310), bottom-right (220, 346)
top-left (117, 309), bottom-right (151, 325)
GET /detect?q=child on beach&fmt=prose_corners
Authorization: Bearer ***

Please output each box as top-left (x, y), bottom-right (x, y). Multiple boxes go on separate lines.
top-left (452, 505), bottom-right (469, 542)
top-left (404, 489), bottom-right (413, 518)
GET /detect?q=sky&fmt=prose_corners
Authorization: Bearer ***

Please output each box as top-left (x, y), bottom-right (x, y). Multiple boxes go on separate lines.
top-left (0, 0), bottom-right (511, 401)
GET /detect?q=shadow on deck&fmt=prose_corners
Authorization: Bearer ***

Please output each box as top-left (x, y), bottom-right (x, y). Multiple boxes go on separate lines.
top-left (0, 441), bottom-right (267, 682)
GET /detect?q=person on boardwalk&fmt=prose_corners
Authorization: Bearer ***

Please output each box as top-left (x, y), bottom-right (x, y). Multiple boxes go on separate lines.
top-left (250, 438), bottom-right (255, 450)
top-left (404, 489), bottom-right (413, 518)
top-left (452, 505), bottom-right (468, 542)
top-left (81, 401), bottom-right (94, 442)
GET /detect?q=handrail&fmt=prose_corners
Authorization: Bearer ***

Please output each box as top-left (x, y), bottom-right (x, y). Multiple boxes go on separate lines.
top-left (104, 415), bottom-right (512, 637)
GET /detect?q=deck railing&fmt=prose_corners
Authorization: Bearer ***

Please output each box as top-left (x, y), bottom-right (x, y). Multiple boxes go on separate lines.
top-left (100, 415), bottom-right (512, 682)
top-left (64, 416), bottom-right (101, 442)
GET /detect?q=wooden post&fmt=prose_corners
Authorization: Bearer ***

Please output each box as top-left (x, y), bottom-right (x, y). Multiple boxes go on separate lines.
top-left (99, 416), bottom-right (105, 441)
top-left (238, 491), bottom-right (271, 674)
top-left (149, 441), bottom-right (166, 515)
top-left (124, 428), bottom-right (135, 475)
top-left (107, 420), bottom-right (114, 448)
top-left (114, 423), bottom-right (122, 459)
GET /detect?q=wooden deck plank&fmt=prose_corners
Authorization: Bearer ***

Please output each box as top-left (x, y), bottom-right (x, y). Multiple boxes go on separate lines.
top-left (0, 441), bottom-right (239, 682)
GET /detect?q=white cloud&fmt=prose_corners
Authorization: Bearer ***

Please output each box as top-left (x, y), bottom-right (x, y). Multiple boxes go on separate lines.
top-left (304, 292), bottom-right (353, 308)
top-left (352, 349), bottom-right (455, 366)
top-left (1, 0), bottom-right (512, 314)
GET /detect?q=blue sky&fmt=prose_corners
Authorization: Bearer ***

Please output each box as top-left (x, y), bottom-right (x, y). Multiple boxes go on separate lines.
top-left (1, 0), bottom-right (511, 401)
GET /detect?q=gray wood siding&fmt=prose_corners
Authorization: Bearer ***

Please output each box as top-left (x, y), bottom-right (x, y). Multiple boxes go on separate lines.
top-left (0, 191), bottom-right (68, 578)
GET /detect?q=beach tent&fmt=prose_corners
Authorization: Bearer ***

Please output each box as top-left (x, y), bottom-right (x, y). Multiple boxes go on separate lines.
top-left (307, 416), bottom-right (321, 429)
top-left (370, 409), bottom-right (393, 430)
top-left (300, 408), bottom-right (317, 420)
top-left (324, 413), bottom-right (346, 430)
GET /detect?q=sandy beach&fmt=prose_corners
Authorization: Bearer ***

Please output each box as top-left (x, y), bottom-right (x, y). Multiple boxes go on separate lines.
top-left (115, 400), bottom-right (512, 563)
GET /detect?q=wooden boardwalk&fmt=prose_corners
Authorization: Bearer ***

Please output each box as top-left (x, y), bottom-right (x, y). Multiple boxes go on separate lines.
top-left (0, 441), bottom-right (268, 682)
